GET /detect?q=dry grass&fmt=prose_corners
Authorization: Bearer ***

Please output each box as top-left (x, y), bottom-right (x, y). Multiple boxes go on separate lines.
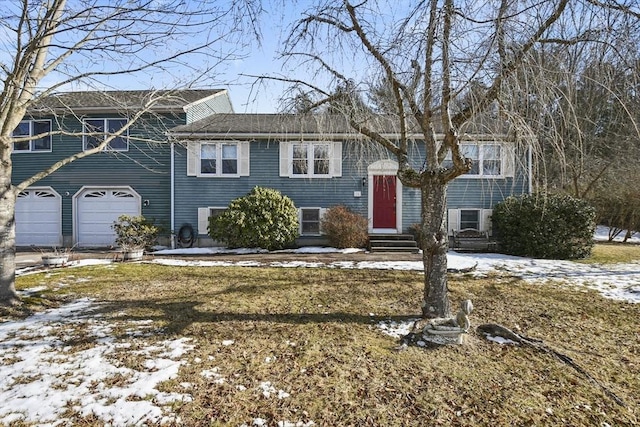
top-left (582, 243), bottom-right (640, 264)
top-left (10, 261), bottom-right (640, 426)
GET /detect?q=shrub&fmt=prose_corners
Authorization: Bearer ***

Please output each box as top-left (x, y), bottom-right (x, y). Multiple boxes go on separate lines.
top-left (112, 215), bottom-right (160, 251)
top-left (320, 205), bottom-right (369, 249)
top-left (209, 187), bottom-right (299, 250)
top-left (492, 193), bottom-right (596, 259)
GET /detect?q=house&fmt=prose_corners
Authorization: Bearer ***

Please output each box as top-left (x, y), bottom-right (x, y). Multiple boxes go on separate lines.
top-left (12, 89), bottom-right (234, 248)
top-left (168, 113), bottom-right (531, 247)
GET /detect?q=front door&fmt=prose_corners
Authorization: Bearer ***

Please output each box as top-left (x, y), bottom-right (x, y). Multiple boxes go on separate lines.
top-left (373, 175), bottom-right (397, 229)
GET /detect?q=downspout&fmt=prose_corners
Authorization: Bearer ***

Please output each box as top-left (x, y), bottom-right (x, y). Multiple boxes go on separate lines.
top-left (170, 141), bottom-right (175, 249)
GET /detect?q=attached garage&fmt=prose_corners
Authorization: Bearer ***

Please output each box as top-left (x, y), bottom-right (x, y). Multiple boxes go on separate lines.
top-left (74, 187), bottom-right (141, 247)
top-left (15, 187), bottom-right (62, 247)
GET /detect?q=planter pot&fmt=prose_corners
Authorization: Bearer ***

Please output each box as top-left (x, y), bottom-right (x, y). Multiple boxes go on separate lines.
top-left (42, 254), bottom-right (69, 267)
top-left (122, 248), bottom-right (144, 261)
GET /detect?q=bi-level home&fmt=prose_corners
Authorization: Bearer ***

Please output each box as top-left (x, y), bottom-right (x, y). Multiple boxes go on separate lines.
top-left (168, 113), bottom-right (531, 247)
top-left (12, 89), bottom-right (233, 248)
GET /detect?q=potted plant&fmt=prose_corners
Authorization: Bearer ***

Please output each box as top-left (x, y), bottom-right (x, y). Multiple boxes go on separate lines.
top-left (112, 215), bottom-right (159, 260)
top-left (41, 247), bottom-right (72, 267)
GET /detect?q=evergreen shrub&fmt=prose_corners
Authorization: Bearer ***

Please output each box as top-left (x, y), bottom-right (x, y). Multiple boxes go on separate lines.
top-left (320, 205), bottom-right (369, 249)
top-left (492, 193), bottom-right (596, 259)
top-left (209, 187), bottom-right (299, 250)
top-left (112, 215), bottom-right (160, 251)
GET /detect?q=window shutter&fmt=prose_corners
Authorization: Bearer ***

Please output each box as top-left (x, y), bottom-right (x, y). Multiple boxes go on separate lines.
top-left (238, 142), bottom-right (250, 176)
top-left (331, 141), bottom-right (343, 177)
top-left (481, 209), bottom-right (493, 235)
top-left (187, 142), bottom-right (199, 176)
top-left (319, 208), bottom-right (327, 234)
top-left (447, 209), bottom-right (459, 236)
top-left (197, 207), bottom-right (209, 235)
top-left (279, 141), bottom-right (290, 177)
top-left (503, 144), bottom-right (515, 177)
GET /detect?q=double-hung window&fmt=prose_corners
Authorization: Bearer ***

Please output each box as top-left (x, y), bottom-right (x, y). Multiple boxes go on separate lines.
top-left (292, 142), bottom-right (330, 176)
top-left (83, 118), bottom-right (128, 151)
top-left (200, 143), bottom-right (239, 176)
top-left (12, 120), bottom-right (52, 152)
top-left (300, 208), bottom-right (323, 235)
top-left (445, 142), bottom-right (504, 177)
top-left (280, 141), bottom-right (341, 178)
top-left (459, 209), bottom-right (480, 230)
top-left (186, 141), bottom-right (249, 177)
top-left (461, 143), bottom-right (502, 176)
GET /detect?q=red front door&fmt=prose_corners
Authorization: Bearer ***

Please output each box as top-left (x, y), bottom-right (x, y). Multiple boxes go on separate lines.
top-left (373, 175), bottom-right (397, 229)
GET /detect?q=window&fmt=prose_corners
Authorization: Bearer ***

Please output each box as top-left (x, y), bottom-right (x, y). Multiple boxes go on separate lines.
top-left (280, 141), bottom-right (341, 178)
top-left (12, 120), bottom-right (52, 152)
top-left (292, 142), bottom-right (330, 176)
top-left (300, 208), bottom-right (322, 235)
top-left (186, 141), bottom-right (249, 178)
top-left (459, 209), bottom-right (480, 230)
top-left (200, 143), bottom-right (239, 176)
top-left (83, 118), bottom-right (128, 151)
top-left (464, 143), bottom-right (501, 176)
top-left (445, 143), bottom-right (503, 177)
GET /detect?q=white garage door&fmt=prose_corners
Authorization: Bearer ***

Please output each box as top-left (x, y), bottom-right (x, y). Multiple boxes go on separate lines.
top-left (15, 188), bottom-right (62, 247)
top-left (75, 188), bottom-right (140, 247)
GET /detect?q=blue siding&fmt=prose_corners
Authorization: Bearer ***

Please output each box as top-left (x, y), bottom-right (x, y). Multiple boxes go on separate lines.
top-left (12, 113), bottom-right (183, 244)
top-left (174, 140), bottom-right (529, 242)
top-left (185, 92), bottom-right (234, 123)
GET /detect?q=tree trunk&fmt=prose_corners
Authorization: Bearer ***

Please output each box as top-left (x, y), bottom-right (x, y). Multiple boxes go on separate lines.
top-left (420, 175), bottom-right (450, 318)
top-left (0, 143), bottom-right (19, 306)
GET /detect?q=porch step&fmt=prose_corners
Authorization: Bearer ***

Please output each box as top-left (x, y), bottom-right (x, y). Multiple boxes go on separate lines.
top-left (368, 234), bottom-right (420, 254)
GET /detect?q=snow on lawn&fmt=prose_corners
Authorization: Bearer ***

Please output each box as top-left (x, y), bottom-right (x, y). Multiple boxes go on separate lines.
top-left (0, 298), bottom-right (194, 426)
top-left (4, 245), bottom-right (639, 425)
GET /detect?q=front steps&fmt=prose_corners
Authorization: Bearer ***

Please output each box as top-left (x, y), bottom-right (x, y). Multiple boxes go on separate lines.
top-left (368, 233), bottom-right (420, 254)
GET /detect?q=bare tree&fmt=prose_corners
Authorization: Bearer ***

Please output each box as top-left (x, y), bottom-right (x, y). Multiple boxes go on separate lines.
top-left (0, 0), bottom-right (261, 305)
top-left (267, 0), bottom-right (639, 318)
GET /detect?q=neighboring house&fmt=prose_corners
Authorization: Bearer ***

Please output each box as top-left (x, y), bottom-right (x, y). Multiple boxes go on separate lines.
top-left (168, 113), bottom-right (531, 247)
top-left (12, 89), bottom-right (233, 248)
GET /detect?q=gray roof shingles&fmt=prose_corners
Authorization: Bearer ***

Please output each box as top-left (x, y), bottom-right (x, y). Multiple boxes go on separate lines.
top-left (30, 89), bottom-right (224, 112)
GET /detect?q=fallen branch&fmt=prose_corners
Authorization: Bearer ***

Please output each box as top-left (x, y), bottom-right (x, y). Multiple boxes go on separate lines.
top-left (477, 323), bottom-right (626, 407)
top-left (447, 262), bottom-right (478, 273)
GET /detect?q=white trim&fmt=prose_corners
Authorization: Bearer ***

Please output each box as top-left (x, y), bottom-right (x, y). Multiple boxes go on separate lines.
top-left (187, 140), bottom-right (248, 178)
top-left (12, 119), bottom-right (53, 153)
top-left (279, 141), bottom-right (342, 178)
top-left (182, 89), bottom-right (234, 113)
top-left (367, 160), bottom-right (402, 233)
top-left (299, 207), bottom-right (324, 236)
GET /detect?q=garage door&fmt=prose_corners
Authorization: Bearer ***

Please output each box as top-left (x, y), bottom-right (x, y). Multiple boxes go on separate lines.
top-left (15, 188), bottom-right (62, 247)
top-left (75, 188), bottom-right (140, 247)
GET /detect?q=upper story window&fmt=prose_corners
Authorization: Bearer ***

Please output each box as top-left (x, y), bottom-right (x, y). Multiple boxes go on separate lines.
top-left (292, 143), bottom-right (330, 176)
top-left (463, 143), bottom-right (501, 176)
top-left (186, 141), bottom-right (250, 177)
top-left (280, 141), bottom-right (342, 178)
top-left (83, 118), bottom-right (128, 151)
top-left (201, 143), bottom-right (239, 176)
top-left (12, 120), bottom-right (52, 153)
top-left (445, 142), bottom-right (509, 177)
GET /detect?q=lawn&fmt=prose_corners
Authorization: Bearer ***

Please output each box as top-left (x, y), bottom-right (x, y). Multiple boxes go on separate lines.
top-left (3, 248), bottom-right (640, 426)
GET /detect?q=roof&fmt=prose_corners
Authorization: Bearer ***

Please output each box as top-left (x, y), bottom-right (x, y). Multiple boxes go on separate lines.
top-left (169, 113), bottom-right (510, 140)
top-left (29, 89), bottom-right (227, 114)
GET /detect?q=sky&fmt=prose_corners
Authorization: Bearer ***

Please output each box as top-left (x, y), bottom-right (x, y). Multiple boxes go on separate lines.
top-left (3, 227), bottom-right (640, 425)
